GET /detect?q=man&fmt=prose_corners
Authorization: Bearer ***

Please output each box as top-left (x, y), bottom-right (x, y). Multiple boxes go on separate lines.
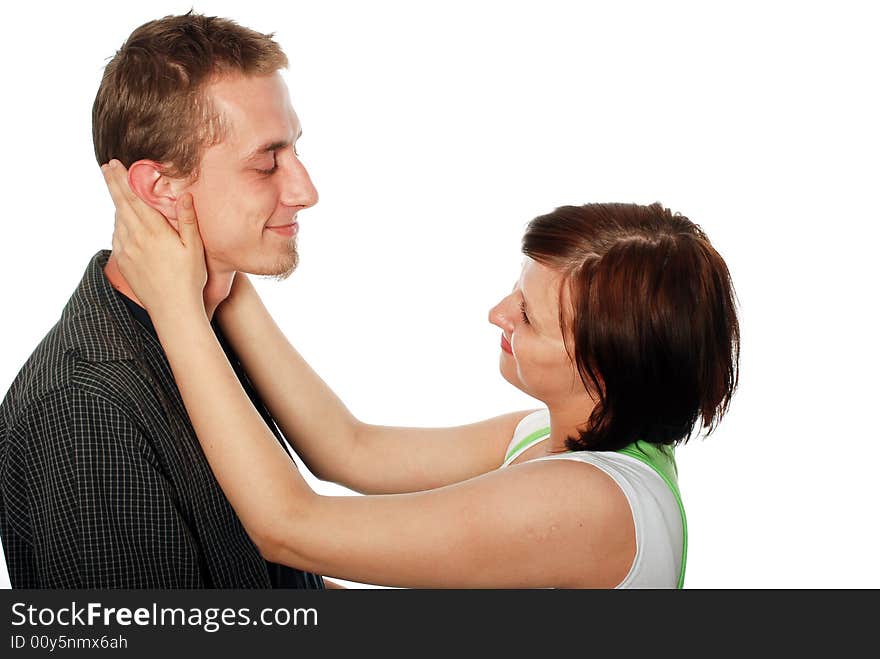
top-left (0, 12), bottom-right (324, 588)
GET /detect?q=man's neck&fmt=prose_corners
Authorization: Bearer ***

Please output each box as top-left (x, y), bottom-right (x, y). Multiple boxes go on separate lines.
top-left (104, 253), bottom-right (234, 321)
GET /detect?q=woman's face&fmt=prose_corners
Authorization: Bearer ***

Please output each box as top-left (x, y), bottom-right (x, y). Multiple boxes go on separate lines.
top-left (488, 257), bottom-right (584, 404)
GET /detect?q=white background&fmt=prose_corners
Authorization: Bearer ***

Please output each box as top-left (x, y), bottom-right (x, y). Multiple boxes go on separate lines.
top-left (1, 1), bottom-right (877, 589)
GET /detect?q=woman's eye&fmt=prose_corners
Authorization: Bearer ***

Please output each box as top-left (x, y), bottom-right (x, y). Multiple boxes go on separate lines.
top-left (519, 301), bottom-right (530, 325)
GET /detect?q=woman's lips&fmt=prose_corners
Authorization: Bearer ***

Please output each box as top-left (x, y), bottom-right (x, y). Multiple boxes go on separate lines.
top-left (500, 335), bottom-right (513, 354)
top-left (266, 221), bottom-right (298, 237)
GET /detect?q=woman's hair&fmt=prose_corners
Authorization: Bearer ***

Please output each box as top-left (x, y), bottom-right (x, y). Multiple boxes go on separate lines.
top-left (92, 11), bottom-right (288, 180)
top-left (522, 202), bottom-right (739, 452)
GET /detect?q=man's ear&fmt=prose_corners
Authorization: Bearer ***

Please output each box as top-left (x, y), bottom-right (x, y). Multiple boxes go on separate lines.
top-left (128, 160), bottom-right (182, 225)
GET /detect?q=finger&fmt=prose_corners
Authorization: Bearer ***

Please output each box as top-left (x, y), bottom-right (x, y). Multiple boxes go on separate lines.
top-left (102, 160), bottom-right (170, 237)
top-left (111, 231), bottom-right (123, 260)
top-left (112, 209), bottom-right (131, 244)
top-left (176, 193), bottom-right (204, 250)
top-left (101, 160), bottom-right (157, 243)
top-left (106, 160), bottom-right (142, 208)
top-left (101, 163), bottom-right (137, 228)
top-left (111, 218), bottom-right (129, 262)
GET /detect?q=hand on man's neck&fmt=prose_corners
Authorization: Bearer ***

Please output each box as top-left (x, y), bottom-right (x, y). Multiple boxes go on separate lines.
top-left (104, 254), bottom-right (234, 321)
top-left (201, 260), bottom-right (236, 319)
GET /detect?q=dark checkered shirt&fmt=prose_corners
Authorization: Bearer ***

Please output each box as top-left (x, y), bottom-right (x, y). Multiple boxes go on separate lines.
top-left (0, 250), bottom-right (324, 589)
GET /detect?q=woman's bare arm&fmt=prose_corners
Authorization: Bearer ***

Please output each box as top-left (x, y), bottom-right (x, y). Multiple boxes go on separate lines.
top-left (130, 303), bottom-right (634, 586)
top-left (149, 292), bottom-right (633, 587)
top-left (218, 274), bottom-right (535, 493)
top-left (102, 162), bottom-right (633, 588)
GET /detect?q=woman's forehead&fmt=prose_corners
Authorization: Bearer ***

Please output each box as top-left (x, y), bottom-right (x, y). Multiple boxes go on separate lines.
top-left (520, 257), bottom-right (559, 291)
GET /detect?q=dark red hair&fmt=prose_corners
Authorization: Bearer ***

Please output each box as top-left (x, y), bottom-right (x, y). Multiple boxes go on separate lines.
top-left (523, 203), bottom-right (740, 452)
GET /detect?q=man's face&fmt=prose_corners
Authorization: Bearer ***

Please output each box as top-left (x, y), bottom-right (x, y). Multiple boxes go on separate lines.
top-left (179, 71), bottom-right (317, 278)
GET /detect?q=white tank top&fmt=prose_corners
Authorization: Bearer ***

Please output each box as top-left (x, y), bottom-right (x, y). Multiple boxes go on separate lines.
top-left (500, 409), bottom-right (687, 588)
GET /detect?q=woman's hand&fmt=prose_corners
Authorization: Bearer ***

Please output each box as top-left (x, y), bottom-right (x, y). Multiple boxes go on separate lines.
top-left (101, 159), bottom-right (207, 319)
top-left (222, 269), bottom-right (259, 310)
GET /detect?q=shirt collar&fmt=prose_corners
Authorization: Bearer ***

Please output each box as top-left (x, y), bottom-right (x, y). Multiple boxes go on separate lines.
top-left (60, 250), bottom-right (147, 363)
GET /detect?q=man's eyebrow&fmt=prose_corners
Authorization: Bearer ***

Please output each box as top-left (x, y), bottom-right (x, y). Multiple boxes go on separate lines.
top-left (242, 130), bottom-right (303, 162)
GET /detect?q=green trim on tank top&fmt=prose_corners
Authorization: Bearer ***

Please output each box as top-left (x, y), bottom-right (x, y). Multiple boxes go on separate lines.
top-left (504, 426), bottom-right (555, 464)
top-left (505, 426), bottom-right (687, 588)
top-left (617, 440), bottom-right (688, 589)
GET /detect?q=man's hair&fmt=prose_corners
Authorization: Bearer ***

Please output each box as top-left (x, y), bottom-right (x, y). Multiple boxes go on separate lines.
top-left (523, 202), bottom-right (740, 452)
top-left (92, 11), bottom-right (288, 180)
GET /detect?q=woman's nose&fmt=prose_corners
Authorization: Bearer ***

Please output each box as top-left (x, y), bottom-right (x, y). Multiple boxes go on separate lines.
top-left (488, 295), bottom-right (514, 331)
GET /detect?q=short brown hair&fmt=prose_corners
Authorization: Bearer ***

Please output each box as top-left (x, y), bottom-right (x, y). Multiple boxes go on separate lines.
top-left (523, 203), bottom-right (740, 452)
top-left (92, 11), bottom-right (288, 179)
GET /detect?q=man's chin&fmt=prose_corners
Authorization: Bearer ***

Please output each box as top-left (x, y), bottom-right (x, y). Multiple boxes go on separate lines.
top-left (256, 247), bottom-right (299, 281)
top-left (266, 262), bottom-right (296, 281)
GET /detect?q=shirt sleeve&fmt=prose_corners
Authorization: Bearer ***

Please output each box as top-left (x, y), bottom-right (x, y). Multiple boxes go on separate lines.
top-left (6, 386), bottom-right (204, 588)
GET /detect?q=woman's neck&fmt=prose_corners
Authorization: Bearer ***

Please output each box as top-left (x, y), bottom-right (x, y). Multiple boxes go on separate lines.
top-left (546, 396), bottom-right (596, 454)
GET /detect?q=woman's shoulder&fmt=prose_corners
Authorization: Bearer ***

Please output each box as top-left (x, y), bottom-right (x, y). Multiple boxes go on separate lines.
top-left (487, 451), bottom-right (636, 587)
top-left (534, 450), bottom-right (685, 588)
top-left (535, 449), bottom-right (677, 503)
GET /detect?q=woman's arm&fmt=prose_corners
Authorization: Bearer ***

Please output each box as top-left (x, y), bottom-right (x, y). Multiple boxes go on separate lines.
top-left (145, 300), bottom-right (634, 587)
top-left (218, 276), bottom-right (533, 493)
top-left (322, 578), bottom-right (347, 589)
top-left (103, 159), bottom-right (530, 494)
top-left (102, 161), bottom-right (634, 588)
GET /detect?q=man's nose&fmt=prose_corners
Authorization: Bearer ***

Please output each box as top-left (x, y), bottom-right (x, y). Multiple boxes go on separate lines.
top-left (280, 155), bottom-right (319, 209)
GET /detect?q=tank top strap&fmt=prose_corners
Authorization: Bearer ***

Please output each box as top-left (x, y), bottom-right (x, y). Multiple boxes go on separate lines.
top-left (617, 441), bottom-right (679, 493)
top-left (502, 412), bottom-right (552, 467)
top-left (616, 440), bottom-right (688, 589)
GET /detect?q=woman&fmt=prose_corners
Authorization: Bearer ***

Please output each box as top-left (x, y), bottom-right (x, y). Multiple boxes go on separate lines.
top-left (101, 160), bottom-right (739, 588)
